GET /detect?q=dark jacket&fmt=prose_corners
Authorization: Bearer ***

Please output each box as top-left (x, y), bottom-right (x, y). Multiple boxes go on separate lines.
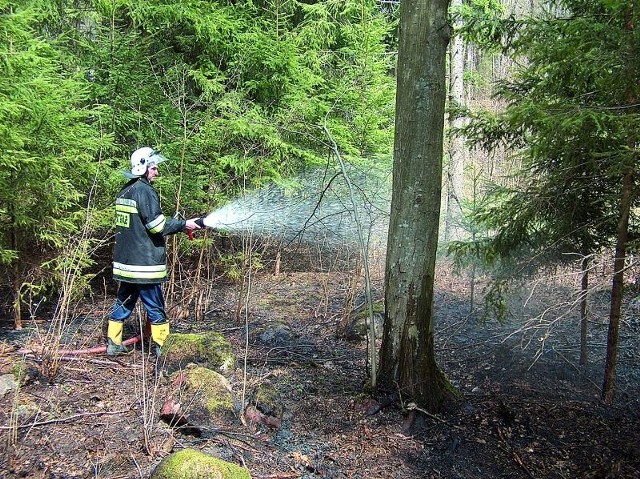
top-left (112, 177), bottom-right (185, 283)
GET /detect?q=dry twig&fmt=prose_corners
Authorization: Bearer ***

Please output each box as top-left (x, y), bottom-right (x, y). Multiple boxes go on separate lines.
top-left (0, 409), bottom-right (129, 430)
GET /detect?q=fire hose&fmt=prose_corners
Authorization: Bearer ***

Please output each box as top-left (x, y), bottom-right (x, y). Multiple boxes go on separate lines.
top-left (17, 334), bottom-right (145, 357)
top-left (17, 321), bottom-right (152, 357)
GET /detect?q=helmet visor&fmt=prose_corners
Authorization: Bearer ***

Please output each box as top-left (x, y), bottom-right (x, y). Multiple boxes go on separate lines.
top-left (146, 150), bottom-right (168, 168)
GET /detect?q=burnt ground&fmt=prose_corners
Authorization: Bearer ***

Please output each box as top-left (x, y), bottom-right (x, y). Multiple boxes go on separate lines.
top-left (0, 259), bottom-right (639, 479)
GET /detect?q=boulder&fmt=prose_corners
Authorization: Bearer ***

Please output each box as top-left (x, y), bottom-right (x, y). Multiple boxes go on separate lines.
top-left (338, 306), bottom-right (384, 342)
top-left (0, 374), bottom-right (17, 397)
top-left (160, 332), bottom-right (235, 374)
top-left (256, 322), bottom-right (292, 346)
top-left (160, 365), bottom-right (236, 435)
top-left (151, 448), bottom-right (251, 479)
top-left (244, 381), bottom-right (283, 430)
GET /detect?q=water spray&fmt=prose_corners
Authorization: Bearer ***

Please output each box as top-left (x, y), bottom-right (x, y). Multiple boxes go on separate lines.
top-left (192, 167), bottom-right (391, 249)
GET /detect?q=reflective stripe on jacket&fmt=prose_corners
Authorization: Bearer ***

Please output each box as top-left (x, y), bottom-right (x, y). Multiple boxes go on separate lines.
top-left (112, 177), bottom-right (185, 284)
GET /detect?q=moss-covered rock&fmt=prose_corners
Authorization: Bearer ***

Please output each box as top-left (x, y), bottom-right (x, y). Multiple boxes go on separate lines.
top-left (183, 366), bottom-right (234, 416)
top-left (161, 332), bottom-right (235, 374)
top-left (162, 365), bottom-right (236, 432)
top-left (249, 381), bottom-right (283, 419)
top-left (151, 448), bottom-right (251, 479)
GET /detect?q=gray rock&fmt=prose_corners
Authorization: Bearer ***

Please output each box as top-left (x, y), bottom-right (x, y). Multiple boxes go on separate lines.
top-left (0, 374), bottom-right (17, 397)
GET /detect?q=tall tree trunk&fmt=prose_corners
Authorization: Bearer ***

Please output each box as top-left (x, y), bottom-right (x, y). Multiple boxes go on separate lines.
top-left (602, 4), bottom-right (636, 404)
top-left (602, 165), bottom-right (633, 402)
top-left (579, 255), bottom-right (589, 366)
top-left (445, 0), bottom-right (466, 242)
top-left (379, 0), bottom-right (453, 413)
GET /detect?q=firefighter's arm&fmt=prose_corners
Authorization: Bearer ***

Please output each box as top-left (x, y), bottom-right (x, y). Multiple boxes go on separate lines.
top-left (138, 188), bottom-right (185, 236)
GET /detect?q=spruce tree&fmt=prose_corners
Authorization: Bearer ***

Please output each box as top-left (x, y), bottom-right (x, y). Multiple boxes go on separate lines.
top-left (452, 0), bottom-right (639, 401)
top-left (0, 1), bottom-right (104, 327)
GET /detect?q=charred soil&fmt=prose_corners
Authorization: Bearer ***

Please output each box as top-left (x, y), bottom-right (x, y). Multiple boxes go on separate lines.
top-left (1, 262), bottom-right (639, 479)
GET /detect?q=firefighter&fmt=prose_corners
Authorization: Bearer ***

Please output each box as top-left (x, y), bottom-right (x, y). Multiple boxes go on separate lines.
top-left (107, 147), bottom-right (202, 356)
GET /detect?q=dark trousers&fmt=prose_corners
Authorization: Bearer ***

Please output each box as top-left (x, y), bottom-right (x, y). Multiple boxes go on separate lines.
top-left (110, 282), bottom-right (167, 325)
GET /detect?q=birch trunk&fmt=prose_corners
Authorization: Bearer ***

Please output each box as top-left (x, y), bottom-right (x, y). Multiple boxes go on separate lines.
top-left (445, 0), bottom-right (466, 242)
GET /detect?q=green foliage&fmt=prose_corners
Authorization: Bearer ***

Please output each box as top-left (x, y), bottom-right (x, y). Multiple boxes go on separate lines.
top-left (454, 0), bottom-right (512, 50)
top-left (220, 251), bottom-right (263, 282)
top-left (0, 0), bottom-right (397, 318)
top-left (0, 1), bottom-right (104, 266)
top-left (450, 0), bottom-right (639, 284)
top-left (71, 0), bottom-right (396, 211)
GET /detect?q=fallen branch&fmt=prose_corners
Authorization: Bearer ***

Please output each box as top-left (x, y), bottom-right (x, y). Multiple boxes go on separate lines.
top-left (0, 409), bottom-right (130, 430)
top-left (40, 356), bottom-right (129, 366)
top-left (406, 402), bottom-right (465, 431)
top-left (496, 426), bottom-right (536, 478)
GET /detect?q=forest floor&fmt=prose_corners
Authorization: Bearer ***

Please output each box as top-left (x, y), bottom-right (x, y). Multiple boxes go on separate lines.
top-left (1, 254), bottom-right (639, 479)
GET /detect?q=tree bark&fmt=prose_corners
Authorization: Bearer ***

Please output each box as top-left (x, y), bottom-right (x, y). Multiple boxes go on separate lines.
top-left (379, 0), bottom-right (453, 413)
top-left (579, 256), bottom-right (589, 366)
top-left (602, 4), bottom-right (636, 404)
top-left (602, 165), bottom-right (633, 403)
top-left (445, 0), bottom-right (466, 242)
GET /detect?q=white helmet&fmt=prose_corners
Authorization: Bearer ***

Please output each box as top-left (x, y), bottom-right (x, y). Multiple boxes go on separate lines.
top-left (130, 147), bottom-right (167, 176)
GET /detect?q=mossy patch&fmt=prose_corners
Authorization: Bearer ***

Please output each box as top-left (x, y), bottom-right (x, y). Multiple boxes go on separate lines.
top-left (354, 301), bottom-right (385, 319)
top-left (249, 381), bottom-right (283, 419)
top-left (166, 365), bottom-right (235, 424)
top-left (161, 332), bottom-right (235, 374)
top-left (186, 366), bottom-right (234, 415)
top-left (151, 448), bottom-right (251, 479)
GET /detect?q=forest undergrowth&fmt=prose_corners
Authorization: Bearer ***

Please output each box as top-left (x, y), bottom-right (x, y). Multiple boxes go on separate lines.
top-left (0, 256), bottom-right (639, 479)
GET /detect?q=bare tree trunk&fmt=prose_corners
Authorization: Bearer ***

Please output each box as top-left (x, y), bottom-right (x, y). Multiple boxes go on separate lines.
top-left (602, 5), bottom-right (636, 404)
top-left (602, 165), bottom-right (633, 402)
top-left (379, 0), bottom-right (454, 413)
top-left (12, 281), bottom-right (22, 331)
top-left (579, 256), bottom-right (589, 366)
top-left (8, 193), bottom-right (22, 330)
top-left (445, 0), bottom-right (466, 242)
